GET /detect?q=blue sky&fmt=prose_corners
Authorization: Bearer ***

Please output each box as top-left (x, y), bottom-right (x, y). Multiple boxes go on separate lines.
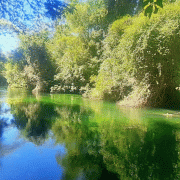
top-left (0, 0), bottom-right (53, 54)
top-left (0, 34), bottom-right (19, 53)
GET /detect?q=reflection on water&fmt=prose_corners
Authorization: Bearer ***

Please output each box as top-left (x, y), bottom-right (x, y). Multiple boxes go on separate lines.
top-left (52, 105), bottom-right (115, 180)
top-left (100, 119), bottom-right (180, 179)
top-left (138, 120), bottom-right (179, 180)
top-left (1, 88), bottom-right (180, 179)
top-left (11, 102), bottom-right (55, 145)
top-left (51, 104), bottom-right (180, 179)
top-left (0, 89), bottom-right (65, 179)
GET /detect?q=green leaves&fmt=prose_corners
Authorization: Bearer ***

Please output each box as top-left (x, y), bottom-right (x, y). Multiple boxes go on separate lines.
top-left (91, 1), bottom-right (180, 107)
top-left (143, 0), bottom-right (163, 18)
top-left (65, 1), bottom-right (107, 37)
top-left (12, 31), bottom-right (56, 92)
top-left (4, 62), bottom-right (27, 88)
top-left (48, 1), bottom-right (107, 93)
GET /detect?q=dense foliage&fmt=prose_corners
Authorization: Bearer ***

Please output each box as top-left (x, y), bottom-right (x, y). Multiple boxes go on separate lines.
top-left (4, 32), bottom-right (55, 92)
top-left (91, 0), bottom-right (180, 108)
top-left (48, 0), bottom-right (107, 93)
top-left (2, 0), bottom-right (180, 108)
top-left (19, 32), bottom-right (56, 93)
top-left (0, 49), bottom-right (7, 85)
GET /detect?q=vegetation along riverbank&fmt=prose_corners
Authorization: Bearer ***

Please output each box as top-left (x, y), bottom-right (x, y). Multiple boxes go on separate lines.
top-left (1, 0), bottom-right (180, 109)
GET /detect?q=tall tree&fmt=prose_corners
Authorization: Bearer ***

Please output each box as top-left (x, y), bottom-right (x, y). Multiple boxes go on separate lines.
top-left (92, 1), bottom-right (180, 107)
top-left (19, 31), bottom-right (56, 93)
top-left (0, 49), bottom-right (7, 85)
top-left (49, 0), bottom-right (107, 93)
top-left (104, 0), bottom-right (143, 22)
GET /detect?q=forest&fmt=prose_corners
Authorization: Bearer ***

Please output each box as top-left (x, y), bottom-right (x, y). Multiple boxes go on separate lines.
top-left (0, 0), bottom-right (180, 109)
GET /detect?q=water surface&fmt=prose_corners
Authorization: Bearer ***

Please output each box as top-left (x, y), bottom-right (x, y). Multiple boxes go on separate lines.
top-left (1, 87), bottom-right (180, 179)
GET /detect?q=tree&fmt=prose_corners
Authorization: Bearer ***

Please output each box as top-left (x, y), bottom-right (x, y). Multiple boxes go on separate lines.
top-left (7, 48), bottom-right (25, 65)
top-left (0, 49), bottom-right (7, 85)
top-left (49, 1), bottom-right (107, 93)
top-left (4, 62), bottom-right (27, 88)
top-left (143, 0), bottom-right (163, 18)
top-left (49, 34), bottom-right (93, 93)
top-left (10, 101), bottom-right (55, 145)
top-left (104, 0), bottom-right (143, 22)
top-left (44, 0), bottom-right (67, 20)
top-left (0, 49), bottom-right (6, 63)
top-left (19, 31), bottom-right (56, 92)
top-left (143, 0), bottom-right (177, 18)
top-left (65, 0), bottom-right (107, 37)
top-left (90, 15), bottom-right (134, 101)
top-left (0, 0), bottom-right (67, 31)
top-left (92, 1), bottom-right (180, 107)
top-left (4, 31), bottom-right (55, 91)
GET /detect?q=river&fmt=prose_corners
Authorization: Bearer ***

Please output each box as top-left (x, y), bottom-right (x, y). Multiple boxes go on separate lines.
top-left (0, 87), bottom-right (180, 179)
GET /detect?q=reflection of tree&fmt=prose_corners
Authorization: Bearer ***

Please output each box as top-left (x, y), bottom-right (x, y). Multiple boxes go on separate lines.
top-left (138, 120), bottom-right (179, 180)
top-left (0, 122), bottom-right (2, 168)
top-left (100, 121), bottom-right (144, 179)
top-left (0, 103), bottom-right (5, 156)
top-left (100, 119), bottom-right (180, 179)
top-left (0, 103), bottom-right (6, 167)
top-left (11, 102), bottom-right (55, 145)
top-left (0, 120), bottom-right (2, 138)
top-left (53, 105), bottom-right (180, 179)
top-left (0, 102), bottom-right (2, 162)
top-left (8, 93), bottom-right (179, 179)
top-left (53, 105), bottom-right (119, 179)
top-left (0, 49), bottom-right (7, 86)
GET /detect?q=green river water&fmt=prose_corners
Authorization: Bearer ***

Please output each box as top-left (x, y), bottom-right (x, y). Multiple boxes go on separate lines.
top-left (1, 87), bottom-right (180, 180)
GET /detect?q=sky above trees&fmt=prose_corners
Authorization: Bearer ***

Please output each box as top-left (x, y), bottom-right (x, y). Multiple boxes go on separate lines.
top-left (0, 34), bottom-right (18, 53)
top-left (0, 0), bottom-right (67, 53)
top-left (0, 0), bottom-right (167, 53)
